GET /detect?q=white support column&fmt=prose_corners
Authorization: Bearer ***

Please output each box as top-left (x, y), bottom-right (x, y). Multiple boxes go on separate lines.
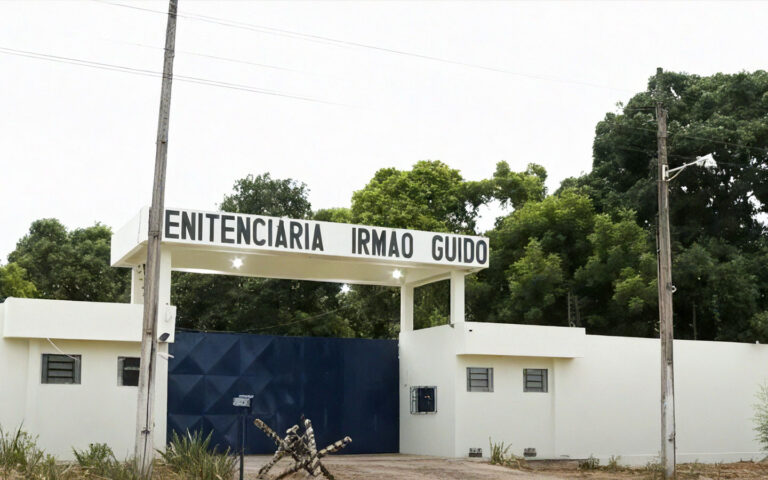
top-left (450, 271), bottom-right (465, 325)
top-left (158, 246), bottom-right (173, 307)
top-left (400, 284), bottom-right (414, 333)
top-left (131, 265), bottom-right (145, 304)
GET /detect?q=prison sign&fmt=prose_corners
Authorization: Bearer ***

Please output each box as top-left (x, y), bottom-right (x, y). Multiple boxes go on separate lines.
top-left (163, 208), bottom-right (488, 267)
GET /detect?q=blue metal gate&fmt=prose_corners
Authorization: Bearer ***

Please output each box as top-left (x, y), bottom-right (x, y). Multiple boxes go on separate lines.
top-left (167, 331), bottom-right (399, 454)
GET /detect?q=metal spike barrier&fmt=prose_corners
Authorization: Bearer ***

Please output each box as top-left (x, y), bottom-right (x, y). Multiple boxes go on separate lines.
top-left (254, 417), bottom-right (352, 479)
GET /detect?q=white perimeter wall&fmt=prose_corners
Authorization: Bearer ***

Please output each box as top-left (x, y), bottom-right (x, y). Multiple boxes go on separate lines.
top-left (400, 322), bottom-right (768, 464)
top-left (0, 301), bottom-right (170, 460)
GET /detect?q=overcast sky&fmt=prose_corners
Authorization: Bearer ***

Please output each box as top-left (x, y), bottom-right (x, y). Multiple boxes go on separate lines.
top-left (1, 1), bottom-right (767, 260)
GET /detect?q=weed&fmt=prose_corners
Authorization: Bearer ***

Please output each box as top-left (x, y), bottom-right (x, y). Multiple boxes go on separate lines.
top-left (606, 455), bottom-right (621, 472)
top-left (72, 443), bottom-right (142, 480)
top-left (643, 460), bottom-right (664, 480)
top-left (578, 454), bottom-right (600, 470)
top-left (487, 438), bottom-right (526, 469)
top-left (160, 430), bottom-right (236, 480)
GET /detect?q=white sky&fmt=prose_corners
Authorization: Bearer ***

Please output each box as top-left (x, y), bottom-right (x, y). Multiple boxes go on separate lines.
top-left (1, 1), bottom-right (767, 261)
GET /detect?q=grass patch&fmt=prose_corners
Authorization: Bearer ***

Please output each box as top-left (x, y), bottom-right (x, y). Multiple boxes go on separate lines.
top-left (160, 430), bottom-right (237, 480)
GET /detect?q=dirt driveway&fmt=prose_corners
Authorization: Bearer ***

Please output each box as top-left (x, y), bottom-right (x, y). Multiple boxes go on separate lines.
top-left (243, 454), bottom-right (768, 479)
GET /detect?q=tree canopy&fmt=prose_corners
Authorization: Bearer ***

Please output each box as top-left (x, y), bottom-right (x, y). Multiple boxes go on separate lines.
top-left (6, 69), bottom-right (768, 344)
top-left (7, 219), bottom-right (128, 302)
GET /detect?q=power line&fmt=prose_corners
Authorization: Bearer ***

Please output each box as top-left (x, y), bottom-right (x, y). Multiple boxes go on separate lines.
top-left (603, 118), bottom-right (768, 157)
top-left (92, 0), bottom-right (635, 94)
top-left (0, 46), bottom-right (351, 107)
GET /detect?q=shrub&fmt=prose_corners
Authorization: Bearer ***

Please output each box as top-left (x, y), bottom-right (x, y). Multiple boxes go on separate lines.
top-left (578, 455), bottom-right (600, 470)
top-left (73, 443), bottom-right (142, 480)
top-left (606, 455), bottom-right (621, 471)
top-left (160, 430), bottom-right (236, 480)
top-left (0, 425), bottom-right (46, 473)
top-left (0, 425), bottom-right (69, 479)
top-left (754, 382), bottom-right (768, 452)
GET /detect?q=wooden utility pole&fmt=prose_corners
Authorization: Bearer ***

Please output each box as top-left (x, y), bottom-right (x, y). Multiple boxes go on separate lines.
top-left (655, 67), bottom-right (676, 479)
top-left (135, 0), bottom-right (178, 476)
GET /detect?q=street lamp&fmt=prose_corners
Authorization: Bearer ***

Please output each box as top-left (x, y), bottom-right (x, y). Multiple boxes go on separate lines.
top-left (664, 154), bottom-right (718, 181)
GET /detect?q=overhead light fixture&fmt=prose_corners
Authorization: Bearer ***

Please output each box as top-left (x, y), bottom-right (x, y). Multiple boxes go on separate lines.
top-left (696, 153), bottom-right (717, 171)
top-left (232, 258), bottom-right (243, 269)
top-left (392, 269), bottom-right (403, 280)
top-left (340, 284), bottom-right (351, 294)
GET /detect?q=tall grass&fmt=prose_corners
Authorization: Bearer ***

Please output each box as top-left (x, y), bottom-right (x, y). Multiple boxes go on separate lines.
top-left (160, 430), bottom-right (237, 480)
top-left (488, 438), bottom-right (525, 469)
top-left (0, 425), bottom-right (69, 479)
top-left (73, 443), bottom-right (142, 480)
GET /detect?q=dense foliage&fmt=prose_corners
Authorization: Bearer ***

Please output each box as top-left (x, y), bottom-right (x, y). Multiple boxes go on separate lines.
top-left (4, 70), bottom-right (768, 343)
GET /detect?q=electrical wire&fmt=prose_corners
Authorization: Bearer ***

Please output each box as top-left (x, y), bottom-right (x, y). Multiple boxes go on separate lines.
top-left (91, 0), bottom-right (635, 93)
top-left (0, 46), bottom-right (352, 107)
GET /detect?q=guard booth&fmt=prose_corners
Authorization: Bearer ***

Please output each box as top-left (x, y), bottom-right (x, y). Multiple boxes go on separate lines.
top-left (110, 207), bottom-right (490, 453)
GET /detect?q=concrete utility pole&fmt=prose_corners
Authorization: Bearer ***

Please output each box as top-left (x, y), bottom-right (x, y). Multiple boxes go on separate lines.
top-left (655, 67), bottom-right (676, 480)
top-left (135, 0), bottom-right (178, 476)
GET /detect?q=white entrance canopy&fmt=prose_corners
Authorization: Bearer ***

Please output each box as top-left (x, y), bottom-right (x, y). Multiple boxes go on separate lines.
top-left (111, 207), bottom-right (490, 329)
top-left (111, 207), bottom-right (489, 287)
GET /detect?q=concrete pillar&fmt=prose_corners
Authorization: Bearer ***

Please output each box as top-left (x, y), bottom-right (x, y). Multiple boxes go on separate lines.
top-left (158, 246), bottom-right (173, 307)
top-left (450, 271), bottom-right (465, 325)
top-left (130, 265), bottom-right (145, 304)
top-left (400, 284), bottom-right (414, 332)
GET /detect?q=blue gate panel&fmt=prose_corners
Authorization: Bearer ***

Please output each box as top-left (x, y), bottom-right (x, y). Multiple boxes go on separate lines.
top-left (167, 331), bottom-right (399, 454)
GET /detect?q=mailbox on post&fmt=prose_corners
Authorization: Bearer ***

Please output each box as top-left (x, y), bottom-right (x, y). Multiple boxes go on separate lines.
top-left (233, 395), bottom-right (254, 480)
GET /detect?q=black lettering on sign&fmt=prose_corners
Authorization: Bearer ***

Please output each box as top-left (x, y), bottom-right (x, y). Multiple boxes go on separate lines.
top-left (402, 233), bottom-right (413, 258)
top-left (197, 213), bottom-right (203, 240)
top-left (387, 232), bottom-right (399, 257)
top-left (352, 228), bottom-right (357, 254)
top-left (432, 235), bottom-right (443, 261)
top-left (181, 211), bottom-right (195, 240)
top-left (304, 223), bottom-right (310, 250)
top-left (289, 221), bottom-right (302, 249)
top-left (312, 224), bottom-right (324, 251)
top-left (463, 238), bottom-right (475, 263)
top-left (372, 230), bottom-right (386, 256)
top-left (275, 220), bottom-right (287, 248)
top-left (221, 215), bottom-right (235, 244)
top-left (253, 218), bottom-right (266, 246)
top-left (268, 219), bottom-right (273, 246)
top-left (476, 240), bottom-right (488, 264)
top-left (205, 213), bottom-right (219, 242)
top-left (358, 228), bottom-right (370, 255)
top-left (237, 217), bottom-right (250, 245)
top-left (165, 210), bottom-right (180, 239)
top-left (445, 236), bottom-right (457, 261)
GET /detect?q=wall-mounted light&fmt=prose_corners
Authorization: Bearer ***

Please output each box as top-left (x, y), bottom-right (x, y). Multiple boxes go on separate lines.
top-left (232, 258), bottom-right (243, 269)
top-left (392, 269), bottom-right (403, 280)
top-left (340, 284), bottom-right (351, 294)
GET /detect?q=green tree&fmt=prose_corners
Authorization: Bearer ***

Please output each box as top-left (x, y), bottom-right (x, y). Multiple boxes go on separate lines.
top-left (172, 174), bottom-right (353, 337)
top-left (0, 263), bottom-right (37, 301)
top-left (347, 160), bottom-right (547, 332)
top-left (7, 219), bottom-right (128, 302)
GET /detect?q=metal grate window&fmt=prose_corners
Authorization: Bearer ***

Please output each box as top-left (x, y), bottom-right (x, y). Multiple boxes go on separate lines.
top-left (41, 354), bottom-right (81, 384)
top-left (466, 367), bottom-right (493, 392)
top-left (524, 368), bottom-right (548, 392)
top-left (118, 357), bottom-right (140, 386)
top-left (410, 386), bottom-right (437, 414)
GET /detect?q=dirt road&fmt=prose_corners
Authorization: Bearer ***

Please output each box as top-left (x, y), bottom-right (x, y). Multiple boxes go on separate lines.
top-left (243, 454), bottom-right (768, 480)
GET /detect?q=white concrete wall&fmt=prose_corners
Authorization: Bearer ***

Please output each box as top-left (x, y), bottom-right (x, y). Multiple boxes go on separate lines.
top-left (455, 355), bottom-right (555, 459)
top-left (400, 323), bottom-right (768, 464)
top-left (399, 325), bottom-right (457, 456)
top-left (0, 299), bottom-right (172, 460)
